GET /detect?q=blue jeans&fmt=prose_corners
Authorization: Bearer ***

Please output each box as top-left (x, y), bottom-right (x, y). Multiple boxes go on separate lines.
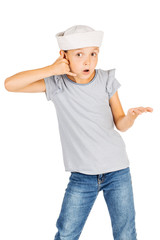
top-left (54, 167), bottom-right (137, 240)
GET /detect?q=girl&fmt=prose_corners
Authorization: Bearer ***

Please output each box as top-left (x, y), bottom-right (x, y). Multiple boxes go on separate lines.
top-left (5, 25), bottom-right (153, 240)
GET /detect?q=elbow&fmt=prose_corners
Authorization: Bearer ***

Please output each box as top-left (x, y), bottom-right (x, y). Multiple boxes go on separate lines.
top-left (115, 122), bottom-right (128, 132)
top-left (119, 128), bottom-right (127, 132)
top-left (4, 78), bottom-right (10, 91)
top-left (116, 128), bottom-right (128, 132)
top-left (116, 125), bottom-right (126, 132)
top-left (4, 78), bottom-right (16, 92)
top-left (115, 115), bottom-right (127, 132)
top-left (115, 124), bottom-right (130, 132)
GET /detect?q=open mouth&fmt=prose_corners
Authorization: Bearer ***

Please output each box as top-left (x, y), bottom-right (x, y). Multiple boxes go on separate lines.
top-left (83, 69), bottom-right (90, 72)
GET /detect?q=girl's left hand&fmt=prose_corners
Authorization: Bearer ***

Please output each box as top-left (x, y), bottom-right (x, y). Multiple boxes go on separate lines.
top-left (127, 107), bottom-right (153, 121)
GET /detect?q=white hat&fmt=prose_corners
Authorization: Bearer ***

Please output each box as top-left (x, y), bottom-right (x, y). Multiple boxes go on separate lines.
top-left (55, 25), bottom-right (104, 50)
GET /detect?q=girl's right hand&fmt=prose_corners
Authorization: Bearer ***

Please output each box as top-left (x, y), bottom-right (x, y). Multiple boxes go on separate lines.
top-left (49, 51), bottom-right (77, 76)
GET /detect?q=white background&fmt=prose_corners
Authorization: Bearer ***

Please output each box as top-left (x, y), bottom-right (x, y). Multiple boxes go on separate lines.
top-left (0, 0), bottom-right (160, 239)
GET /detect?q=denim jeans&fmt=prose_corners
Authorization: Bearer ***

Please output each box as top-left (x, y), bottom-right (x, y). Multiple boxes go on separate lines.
top-left (54, 167), bottom-right (137, 240)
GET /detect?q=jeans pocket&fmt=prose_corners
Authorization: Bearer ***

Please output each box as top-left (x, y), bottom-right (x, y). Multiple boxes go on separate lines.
top-left (70, 172), bottom-right (79, 180)
top-left (113, 167), bottom-right (130, 179)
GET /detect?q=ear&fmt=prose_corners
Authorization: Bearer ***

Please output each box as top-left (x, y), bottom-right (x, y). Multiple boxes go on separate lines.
top-left (59, 50), bottom-right (67, 59)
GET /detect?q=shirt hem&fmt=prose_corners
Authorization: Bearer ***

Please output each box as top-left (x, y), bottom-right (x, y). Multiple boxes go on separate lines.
top-left (64, 163), bottom-right (130, 175)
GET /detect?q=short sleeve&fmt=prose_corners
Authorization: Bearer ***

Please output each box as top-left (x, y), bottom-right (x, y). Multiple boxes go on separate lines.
top-left (44, 75), bottom-right (56, 101)
top-left (106, 69), bottom-right (121, 100)
top-left (44, 75), bottom-right (63, 101)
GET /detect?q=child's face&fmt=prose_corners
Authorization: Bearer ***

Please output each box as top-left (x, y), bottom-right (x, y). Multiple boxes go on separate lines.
top-left (61, 46), bottom-right (99, 79)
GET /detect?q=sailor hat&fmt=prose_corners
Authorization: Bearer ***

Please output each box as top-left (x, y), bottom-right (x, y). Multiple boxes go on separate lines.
top-left (55, 25), bottom-right (104, 50)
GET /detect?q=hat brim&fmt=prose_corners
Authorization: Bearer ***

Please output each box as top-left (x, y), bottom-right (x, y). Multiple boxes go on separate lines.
top-left (55, 31), bottom-right (104, 50)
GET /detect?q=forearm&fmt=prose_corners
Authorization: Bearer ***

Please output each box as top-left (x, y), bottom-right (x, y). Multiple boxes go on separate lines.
top-left (116, 115), bottom-right (135, 132)
top-left (4, 65), bottom-right (55, 91)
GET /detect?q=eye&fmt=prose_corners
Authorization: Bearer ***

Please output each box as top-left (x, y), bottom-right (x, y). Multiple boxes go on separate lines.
top-left (76, 53), bottom-right (82, 57)
top-left (91, 52), bottom-right (97, 56)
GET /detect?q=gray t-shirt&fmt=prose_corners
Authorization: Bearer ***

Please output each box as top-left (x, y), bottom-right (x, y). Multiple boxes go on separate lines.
top-left (44, 68), bottom-right (130, 175)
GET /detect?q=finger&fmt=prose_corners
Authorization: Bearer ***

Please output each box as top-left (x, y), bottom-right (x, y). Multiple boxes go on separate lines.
top-left (135, 107), bottom-right (153, 113)
top-left (66, 71), bottom-right (77, 76)
top-left (137, 107), bottom-right (146, 112)
top-left (145, 107), bottom-right (153, 112)
top-left (128, 109), bottom-right (135, 115)
top-left (132, 109), bottom-right (142, 115)
top-left (61, 58), bottom-right (70, 64)
top-left (129, 109), bottom-right (137, 116)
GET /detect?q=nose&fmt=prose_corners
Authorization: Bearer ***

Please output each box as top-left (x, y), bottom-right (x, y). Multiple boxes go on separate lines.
top-left (83, 56), bottom-right (90, 66)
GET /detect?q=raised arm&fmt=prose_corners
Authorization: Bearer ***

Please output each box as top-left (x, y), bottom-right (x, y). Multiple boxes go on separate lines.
top-left (4, 65), bottom-right (54, 93)
top-left (4, 51), bottom-right (77, 93)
